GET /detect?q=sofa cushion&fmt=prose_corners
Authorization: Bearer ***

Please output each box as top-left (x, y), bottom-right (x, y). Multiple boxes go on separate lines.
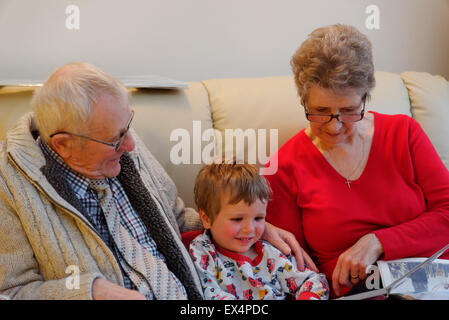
top-left (368, 71), bottom-right (412, 117)
top-left (0, 87), bottom-right (35, 139)
top-left (202, 76), bottom-right (305, 171)
top-left (401, 71), bottom-right (449, 170)
top-left (130, 83), bottom-right (213, 208)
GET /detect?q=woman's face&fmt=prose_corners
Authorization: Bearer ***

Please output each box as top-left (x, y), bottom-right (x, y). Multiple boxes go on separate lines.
top-left (305, 85), bottom-right (366, 147)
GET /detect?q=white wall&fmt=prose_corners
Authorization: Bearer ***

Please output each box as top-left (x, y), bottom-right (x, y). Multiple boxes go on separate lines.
top-left (0, 0), bottom-right (448, 82)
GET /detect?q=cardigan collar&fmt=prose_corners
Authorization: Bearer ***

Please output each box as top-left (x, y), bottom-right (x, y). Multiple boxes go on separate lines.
top-left (6, 113), bottom-right (90, 215)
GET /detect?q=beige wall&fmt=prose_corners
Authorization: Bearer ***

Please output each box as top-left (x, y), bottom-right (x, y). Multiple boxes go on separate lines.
top-left (0, 0), bottom-right (448, 82)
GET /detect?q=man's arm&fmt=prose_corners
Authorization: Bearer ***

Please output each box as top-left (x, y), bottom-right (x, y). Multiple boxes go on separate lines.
top-left (0, 193), bottom-right (103, 299)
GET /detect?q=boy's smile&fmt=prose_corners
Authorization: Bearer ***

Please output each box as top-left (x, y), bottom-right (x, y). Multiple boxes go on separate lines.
top-left (200, 196), bottom-right (267, 258)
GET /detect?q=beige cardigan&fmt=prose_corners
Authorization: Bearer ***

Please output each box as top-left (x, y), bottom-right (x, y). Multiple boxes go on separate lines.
top-left (0, 113), bottom-right (203, 299)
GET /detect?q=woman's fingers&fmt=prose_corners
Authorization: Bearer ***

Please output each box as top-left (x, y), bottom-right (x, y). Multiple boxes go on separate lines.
top-left (300, 248), bottom-right (319, 272)
top-left (262, 222), bottom-right (318, 272)
top-left (262, 222), bottom-right (291, 254)
top-left (332, 261), bottom-right (342, 296)
top-left (332, 233), bottom-right (384, 296)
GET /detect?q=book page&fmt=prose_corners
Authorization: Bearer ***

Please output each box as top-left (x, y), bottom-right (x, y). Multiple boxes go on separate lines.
top-left (377, 258), bottom-right (449, 296)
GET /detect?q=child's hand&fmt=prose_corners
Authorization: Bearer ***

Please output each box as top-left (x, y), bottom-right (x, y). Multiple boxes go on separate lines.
top-left (262, 222), bottom-right (319, 272)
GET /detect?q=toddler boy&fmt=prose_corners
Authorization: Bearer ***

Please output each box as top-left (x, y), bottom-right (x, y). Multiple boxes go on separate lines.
top-left (189, 162), bottom-right (329, 300)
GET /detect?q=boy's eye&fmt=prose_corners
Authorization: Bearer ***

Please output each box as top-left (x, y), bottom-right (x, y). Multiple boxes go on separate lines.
top-left (255, 217), bottom-right (265, 221)
top-left (230, 218), bottom-right (243, 222)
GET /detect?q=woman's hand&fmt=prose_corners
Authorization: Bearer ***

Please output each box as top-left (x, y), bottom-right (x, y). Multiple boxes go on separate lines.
top-left (262, 222), bottom-right (318, 272)
top-left (332, 233), bottom-right (384, 296)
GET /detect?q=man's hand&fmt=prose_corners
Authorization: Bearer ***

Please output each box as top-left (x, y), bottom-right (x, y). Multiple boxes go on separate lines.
top-left (92, 278), bottom-right (146, 300)
top-left (262, 222), bottom-right (318, 272)
top-left (332, 233), bottom-right (384, 296)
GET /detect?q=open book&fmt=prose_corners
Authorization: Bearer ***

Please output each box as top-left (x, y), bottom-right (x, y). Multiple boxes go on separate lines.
top-left (337, 244), bottom-right (449, 300)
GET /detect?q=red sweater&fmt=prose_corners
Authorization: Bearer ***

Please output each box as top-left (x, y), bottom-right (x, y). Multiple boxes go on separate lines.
top-left (265, 112), bottom-right (449, 297)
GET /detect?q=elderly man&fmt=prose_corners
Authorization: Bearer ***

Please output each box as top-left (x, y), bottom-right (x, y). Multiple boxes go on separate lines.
top-left (0, 62), bottom-right (310, 300)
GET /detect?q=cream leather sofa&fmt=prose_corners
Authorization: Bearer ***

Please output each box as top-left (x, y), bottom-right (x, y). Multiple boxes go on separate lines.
top-left (1, 71), bottom-right (448, 208)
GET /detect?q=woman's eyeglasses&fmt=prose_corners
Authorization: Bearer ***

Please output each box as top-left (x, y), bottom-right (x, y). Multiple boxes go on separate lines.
top-left (304, 94), bottom-right (366, 124)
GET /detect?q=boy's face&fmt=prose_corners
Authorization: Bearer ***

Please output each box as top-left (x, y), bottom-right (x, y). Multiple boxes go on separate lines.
top-left (200, 195), bottom-right (267, 257)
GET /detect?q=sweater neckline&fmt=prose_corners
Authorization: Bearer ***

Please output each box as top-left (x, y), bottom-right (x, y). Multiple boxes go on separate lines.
top-left (301, 111), bottom-right (380, 187)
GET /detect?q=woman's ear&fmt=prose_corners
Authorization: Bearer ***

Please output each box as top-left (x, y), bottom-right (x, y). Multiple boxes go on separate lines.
top-left (49, 134), bottom-right (73, 160)
top-left (199, 209), bottom-right (212, 229)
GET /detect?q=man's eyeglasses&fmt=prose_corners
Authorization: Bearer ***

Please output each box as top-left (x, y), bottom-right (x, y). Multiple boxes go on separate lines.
top-left (50, 110), bottom-right (135, 152)
top-left (304, 94), bottom-right (366, 124)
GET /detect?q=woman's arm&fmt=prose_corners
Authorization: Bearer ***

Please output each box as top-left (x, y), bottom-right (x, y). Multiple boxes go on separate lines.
top-left (262, 222), bottom-right (318, 272)
top-left (264, 156), bottom-right (318, 272)
top-left (372, 117), bottom-right (449, 259)
top-left (333, 117), bottom-right (449, 296)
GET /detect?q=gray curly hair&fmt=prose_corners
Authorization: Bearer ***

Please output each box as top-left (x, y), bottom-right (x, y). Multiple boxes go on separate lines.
top-left (291, 24), bottom-right (376, 106)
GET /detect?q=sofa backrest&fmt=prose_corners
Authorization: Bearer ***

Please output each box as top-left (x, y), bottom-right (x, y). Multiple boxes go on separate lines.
top-left (201, 71), bottom-right (413, 174)
top-left (0, 83), bottom-right (212, 209)
top-left (0, 71), bottom-right (448, 208)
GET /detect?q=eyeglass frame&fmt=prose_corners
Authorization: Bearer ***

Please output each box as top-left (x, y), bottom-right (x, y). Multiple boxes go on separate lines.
top-left (304, 94), bottom-right (367, 124)
top-left (49, 109), bottom-right (135, 152)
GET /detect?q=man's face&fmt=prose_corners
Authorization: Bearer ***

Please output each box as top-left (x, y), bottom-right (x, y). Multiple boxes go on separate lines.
top-left (61, 94), bottom-right (135, 179)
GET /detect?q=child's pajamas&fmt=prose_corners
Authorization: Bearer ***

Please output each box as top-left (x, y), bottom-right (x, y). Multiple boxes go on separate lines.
top-left (189, 231), bottom-right (329, 300)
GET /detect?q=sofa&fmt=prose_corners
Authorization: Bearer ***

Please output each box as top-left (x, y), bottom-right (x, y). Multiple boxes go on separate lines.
top-left (0, 71), bottom-right (448, 209)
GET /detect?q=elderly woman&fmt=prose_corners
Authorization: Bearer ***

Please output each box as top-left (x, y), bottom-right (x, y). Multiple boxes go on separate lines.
top-left (265, 24), bottom-right (449, 297)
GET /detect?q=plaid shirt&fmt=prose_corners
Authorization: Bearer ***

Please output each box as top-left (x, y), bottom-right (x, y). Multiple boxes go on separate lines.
top-left (39, 140), bottom-right (183, 293)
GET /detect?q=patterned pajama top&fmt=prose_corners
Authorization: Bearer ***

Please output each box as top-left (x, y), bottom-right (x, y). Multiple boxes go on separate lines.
top-left (189, 231), bottom-right (329, 300)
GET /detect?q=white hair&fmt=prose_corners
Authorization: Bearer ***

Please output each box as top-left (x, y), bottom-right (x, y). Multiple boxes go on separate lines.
top-left (32, 62), bottom-right (129, 143)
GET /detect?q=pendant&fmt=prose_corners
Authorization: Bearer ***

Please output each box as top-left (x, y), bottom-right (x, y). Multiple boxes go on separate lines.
top-left (345, 180), bottom-right (351, 189)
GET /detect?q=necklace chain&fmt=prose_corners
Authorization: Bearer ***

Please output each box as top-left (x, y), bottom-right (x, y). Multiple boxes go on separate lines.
top-left (324, 134), bottom-right (366, 189)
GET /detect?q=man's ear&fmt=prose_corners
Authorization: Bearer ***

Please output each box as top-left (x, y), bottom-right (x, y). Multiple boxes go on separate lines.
top-left (199, 209), bottom-right (212, 229)
top-left (49, 134), bottom-right (73, 160)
